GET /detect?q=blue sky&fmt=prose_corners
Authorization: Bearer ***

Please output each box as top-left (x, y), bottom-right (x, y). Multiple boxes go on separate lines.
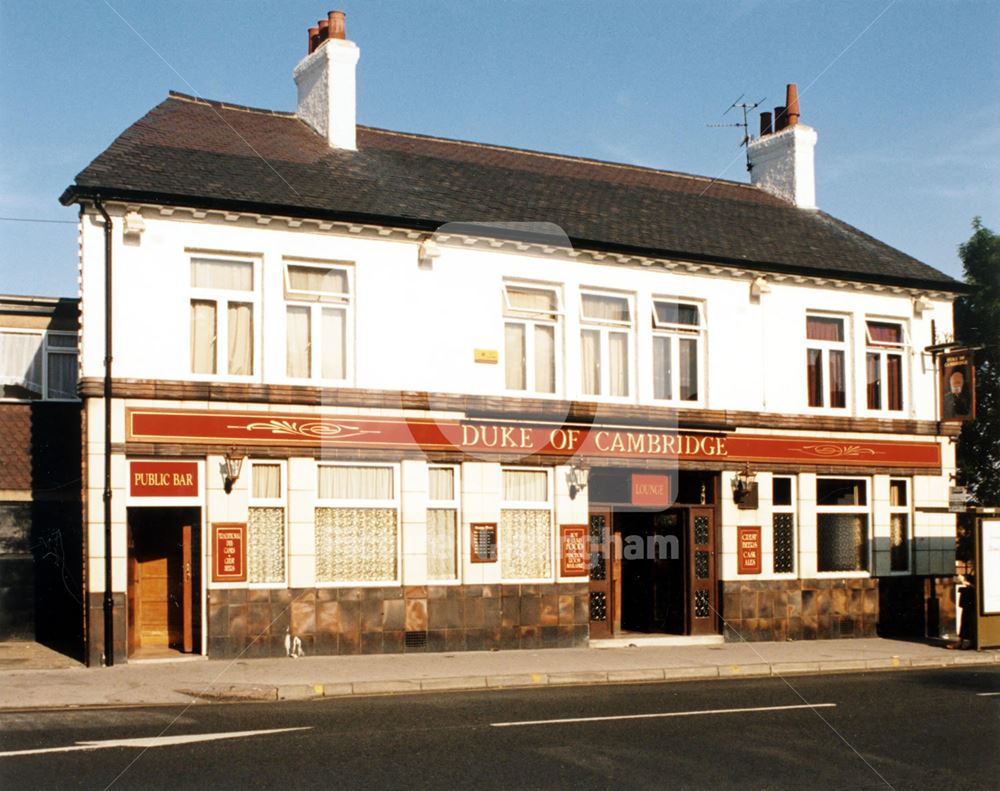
top-left (1, 1), bottom-right (996, 297)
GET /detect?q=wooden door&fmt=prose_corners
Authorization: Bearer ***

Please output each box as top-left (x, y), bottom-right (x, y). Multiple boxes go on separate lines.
top-left (688, 507), bottom-right (718, 636)
top-left (182, 524), bottom-right (194, 653)
top-left (127, 526), bottom-right (138, 656)
top-left (588, 508), bottom-right (613, 639)
top-left (137, 553), bottom-right (170, 648)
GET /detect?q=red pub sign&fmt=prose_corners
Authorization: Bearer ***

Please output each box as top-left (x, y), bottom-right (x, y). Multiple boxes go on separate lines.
top-left (560, 525), bottom-right (589, 577)
top-left (129, 461), bottom-right (198, 497)
top-left (126, 409), bottom-right (943, 469)
top-left (738, 527), bottom-right (762, 574)
top-left (631, 474), bottom-right (671, 506)
top-left (212, 523), bottom-right (247, 582)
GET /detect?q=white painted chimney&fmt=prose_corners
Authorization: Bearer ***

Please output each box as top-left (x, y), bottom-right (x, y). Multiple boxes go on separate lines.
top-left (294, 11), bottom-right (359, 150)
top-left (747, 84), bottom-right (817, 209)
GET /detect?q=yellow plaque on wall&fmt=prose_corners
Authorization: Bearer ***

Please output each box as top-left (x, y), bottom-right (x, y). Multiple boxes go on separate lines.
top-left (474, 349), bottom-right (498, 364)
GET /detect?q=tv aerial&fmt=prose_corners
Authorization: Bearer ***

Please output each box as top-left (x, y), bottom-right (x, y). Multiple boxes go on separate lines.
top-left (707, 95), bottom-right (765, 172)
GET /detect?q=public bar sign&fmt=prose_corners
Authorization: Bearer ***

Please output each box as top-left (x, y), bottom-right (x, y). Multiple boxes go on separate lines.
top-left (127, 409), bottom-right (943, 470)
top-left (631, 474), bottom-right (671, 506)
top-left (129, 461), bottom-right (198, 497)
top-left (560, 525), bottom-right (589, 577)
top-left (212, 523), bottom-right (247, 582)
top-left (738, 527), bottom-right (762, 574)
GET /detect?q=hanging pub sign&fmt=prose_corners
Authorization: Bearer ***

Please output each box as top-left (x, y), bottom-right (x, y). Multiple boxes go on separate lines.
top-left (940, 350), bottom-right (976, 421)
top-left (737, 526), bottom-right (762, 574)
top-left (129, 461), bottom-right (198, 497)
top-left (212, 523), bottom-right (247, 582)
top-left (559, 525), bottom-right (589, 577)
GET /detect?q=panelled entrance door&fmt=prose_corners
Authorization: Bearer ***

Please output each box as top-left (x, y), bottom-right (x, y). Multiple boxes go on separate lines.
top-left (687, 507), bottom-right (717, 636)
top-left (588, 508), bottom-right (613, 639)
top-left (127, 508), bottom-right (200, 655)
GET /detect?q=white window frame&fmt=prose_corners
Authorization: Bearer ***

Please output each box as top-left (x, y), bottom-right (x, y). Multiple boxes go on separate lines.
top-left (887, 478), bottom-right (912, 575)
top-left (502, 282), bottom-right (562, 396)
top-left (863, 317), bottom-right (909, 415)
top-left (651, 297), bottom-right (705, 404)
top-left (189, 255), bottom-right (258, 379)
top-left (426, 464), bottom-right (461, 584)
top-left (282, 258), bottom-right (353, 384)
top-left (314, 462), bottom-right (401, 587)
top-left (246, 460), bottom-right (287, 588)
top-left (499, 466), bottom-right (554, 583)
top-left (805, 312), bottom-right (850, 411)
top-left (771, 475), bottom-right (797, 576)
top-left (816, 476), bottom-right (871, 576)
top-left (579, 290), bottom-right (634, 400)
top-left (0, 329), bottom-right (78, 402)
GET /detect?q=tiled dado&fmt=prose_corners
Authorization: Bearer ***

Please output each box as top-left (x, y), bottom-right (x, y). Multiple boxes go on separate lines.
top-left (721, 579), bottom-right (880, 642)
top-left (207, 583), bottom-right (590, 658)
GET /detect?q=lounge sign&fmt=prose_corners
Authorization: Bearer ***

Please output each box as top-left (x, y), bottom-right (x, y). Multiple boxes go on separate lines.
top-left (126, 409), bottom-right (942, 469)
top-left (129, 461), bottom-right (198, 497)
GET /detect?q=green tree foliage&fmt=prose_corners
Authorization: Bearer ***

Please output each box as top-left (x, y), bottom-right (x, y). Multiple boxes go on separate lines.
top-left (955, 218), bottom-right (1000, 504)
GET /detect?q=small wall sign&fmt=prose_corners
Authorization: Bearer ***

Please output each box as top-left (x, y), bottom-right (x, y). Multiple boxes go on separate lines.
top-left (474, 349), bottom-right (498, 364)
top-left (212, 522), bottom-right (247, 582)
top-left (631, 474), bottom-right (671, 507)
top-left (470, 523), bottom-right (498, 563)
top-left (737, 526), bottom-right (761, 574)
top-left (559, 524), bottom-right (589, 577)
top-left (129, 461), bottom-right (198, 497)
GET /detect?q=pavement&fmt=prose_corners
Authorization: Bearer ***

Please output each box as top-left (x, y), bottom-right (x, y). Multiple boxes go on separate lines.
top-left (0, 637), bottom-right (996, 710)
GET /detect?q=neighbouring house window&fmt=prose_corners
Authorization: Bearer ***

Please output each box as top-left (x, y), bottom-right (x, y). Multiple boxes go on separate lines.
top-left (581, 292), bottom-right (632, 397)
top-left (284, 261), bottom-right (351, 381)
top-left (652, 299), bottom-right (703, 402)
top-left (889, 479), bottom-right (910, 572)
top-left (247, 462), bottom-right (285, 584)
top-left (190, 257), bottom-right (255, 376)
top-left (0, 330), bottom-right (78, 401)
top-left (865, 320), bottom-right (906, 412)
top-left (772, 476), bottom-right (795, 574)
top-left (427, 466), bottom-right (459, 581)
top-left (500, 468), bottom-right (551, 580)
top-left (806, 314), bottom-right (847, 408)
top-left (817, 478), bottom-right (869, 572)
top-left (315, 465), bottom-right (397, 583)
top-left (503, 284), bottom-right (560, 394)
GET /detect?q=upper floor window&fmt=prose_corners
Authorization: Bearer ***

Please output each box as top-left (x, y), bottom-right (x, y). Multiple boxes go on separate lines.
top-left (652, 299), bottom-right (703, 402)
top-left (284, 260), bottom-right (351, 381)
top-left (503, 284), bottom-right (559, 394)
top-left (581, 292), bottom-right (632, 397)
top-left (865, 320), bottom-right (906, 412)
top-left (190, 257), bottom-right (254, 376)
top-left (0, 330), bottom-right (78, 401)
top-left (806, 314), bottom-right (847, 409)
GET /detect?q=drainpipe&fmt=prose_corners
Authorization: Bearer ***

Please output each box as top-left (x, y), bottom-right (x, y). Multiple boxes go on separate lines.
top-left (95, 198), bottom-right (114, 667)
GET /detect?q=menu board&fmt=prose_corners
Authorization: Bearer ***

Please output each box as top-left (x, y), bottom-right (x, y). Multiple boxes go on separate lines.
top-left (560, 525), bottom-right (589, 577)
top-left (212, 522), bottom-right (247, 582)
top-left (470, 523), bottom-right (498, 563)
top-left (737, 526), bottom-right (761, 574)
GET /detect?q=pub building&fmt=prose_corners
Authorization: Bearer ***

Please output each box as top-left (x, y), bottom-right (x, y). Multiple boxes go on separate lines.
top-left (61, 13), bottom-right (966, 665)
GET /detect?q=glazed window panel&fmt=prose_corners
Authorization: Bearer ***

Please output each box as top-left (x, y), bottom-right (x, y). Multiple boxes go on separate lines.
top-left (426, 509), bottom-right (458, 581)
top-left (247, 507), bottom-right (286, 583)
top-left (817, 514), bottom-right (868, 572)
top-left (865, 320), bottom-right (905, 412)
top-left (284, 261), bottom-right (350, 382)
top-left (0, 331), bottom-right (44, 399)
top-left (314, 507), bottom-right (397, 582)
top-left (503, 284), bottom-right (559, 395)
top-left (318, 465), bottom-right (393, 500)
top-left (580, 292), bottom-right (632, 397)
top-left (190, 300), bottom-right (217, 374)
top-left (227, 302), bottom-right (253, 375)
top-left (428, 467), bottom-right (455, 501)
top-left (190, 257), bottom-right (255, 377)
top-left (889, 479), bottom-right (910, 572)
top-left (806, 314), bottom-right (847, 409)
top-left (502, 470), bottom-right (548, 502)
top-left (500, 508), bottom-right (551, 579)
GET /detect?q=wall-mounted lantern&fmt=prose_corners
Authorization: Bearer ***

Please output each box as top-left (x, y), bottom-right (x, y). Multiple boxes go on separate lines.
top-left (567, 464), bottom-right (590, 500)
top-left (731, 461), bottom-right (757, 506)
top-left (223, 447), bottom-right (245, 494)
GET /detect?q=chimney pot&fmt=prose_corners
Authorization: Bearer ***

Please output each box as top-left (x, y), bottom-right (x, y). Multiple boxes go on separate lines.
top-left (785, 83), bottom-right (800, 126)
top-left (760, 111), bottom-right (773, 136)
top-left (328, 10), bottom-right (346, 39)
top-left (308, 26), bottom-right (319, 53)
top-left (318, 19), bottom-right (329, 40)
top-left (774, 106), bottom-right (788, 132)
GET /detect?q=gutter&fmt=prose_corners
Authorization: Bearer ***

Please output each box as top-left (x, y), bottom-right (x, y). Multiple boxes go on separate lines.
top-left (94, 198), bottom-right (115, 667)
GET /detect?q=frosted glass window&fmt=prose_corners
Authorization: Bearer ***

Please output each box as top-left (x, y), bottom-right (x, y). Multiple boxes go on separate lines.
top-left (500, 509), bottom-right (551, 579)
top-left (287, 264), bottom-right (348, 296)
top-left (252, 464), bottom-right (281, 499)
top-left (427, 509), bottom-right (458, 581)
top-left (503, 470), bottom-right (548, 502)
top-left (321, 308), bottom-right (346, 379)
top-left (428, 467), bottom-right (455, 501)
top-left (286, 306), bottom-right (311, 378)
top-left (315, 507), bottom-right (397, 582)
top-left (582, 294), bottom-right (630, 323)
top-left (248, 507), bottom-right (285, 584)
top-left (227, 302), bottom-right (253, 375)
top-left (190, 301), bottom-right (217, 374)
top-left (191, 258), bottom-right (253, 290)
top-left (318, 465), bottom-right (393, 500)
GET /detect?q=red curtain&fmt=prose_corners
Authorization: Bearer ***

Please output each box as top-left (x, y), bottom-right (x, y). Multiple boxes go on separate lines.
top-left (807, 316), bottom-right (843, 341)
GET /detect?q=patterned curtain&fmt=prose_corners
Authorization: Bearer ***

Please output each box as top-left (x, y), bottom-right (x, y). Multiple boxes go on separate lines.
top-left (315, 507), bottom-right (397, 582)
top-left (426, 509), bottom-right (457, 580)
top-left (248, 507), bottom-right (285, 583)
top-left (500, 509), bottom-right (551, 579)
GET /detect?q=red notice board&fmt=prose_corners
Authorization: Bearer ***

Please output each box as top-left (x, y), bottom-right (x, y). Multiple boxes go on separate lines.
top-left (738, 527), bottom-right (762, 574)
top-left (212, 523), bottom-right (247, 582)
top-left (560, 525), bottom-right (589, 577)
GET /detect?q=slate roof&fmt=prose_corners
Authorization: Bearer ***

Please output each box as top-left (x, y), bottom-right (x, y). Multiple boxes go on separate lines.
top-left (62, 92), bottom-right (960, 291)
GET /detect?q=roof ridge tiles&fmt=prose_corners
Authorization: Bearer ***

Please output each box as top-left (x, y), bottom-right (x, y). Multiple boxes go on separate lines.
top-left (167, 90), bottom-right (298, 118)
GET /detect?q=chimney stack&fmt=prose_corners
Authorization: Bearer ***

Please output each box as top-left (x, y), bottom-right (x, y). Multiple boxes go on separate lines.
top-left (295, 10), bottom-right (359, 150)
top-left (747, 83), bottom-right (817, 209)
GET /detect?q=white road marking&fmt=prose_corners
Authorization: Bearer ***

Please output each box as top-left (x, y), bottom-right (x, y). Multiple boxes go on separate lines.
top-left (0, 727), bottom-right (311, 758)
top-left (976, 692), bottom-right (1000, 697)
top-left (491, 703), bottom-right (836, 728)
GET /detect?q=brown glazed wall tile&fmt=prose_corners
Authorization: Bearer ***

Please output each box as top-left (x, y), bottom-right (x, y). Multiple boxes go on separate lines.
top-left (361, 599), bottom-right (383, 632)
top-left (291, 599), bottom-right (316, 635)
top-left (382, 598), bottom-right (405, 631)
top-left (558, 595), bottom-right (575, 625)
top-left (465, 628), bottom-right (485, 652)
top-left (248, 589), bottom-right (270, 602)
top-left (427, 586), bottom-right (449, 599)
top-left (404, 586), bottom-right (428, 599)
top-left (229, 604), bottom-right (248, 642)
top-left (382, 630), bottom-right (404, 654)
top-left (483, 597), bottom-right (502, 628)
top-left (337, 600), bottom-right (360, 638)
top-left (463, 597), bottom-right (485, 629)
top-left (314, 633), bottom-right (338, 655)
top-left (482, 585), bottom-right (501, 598)
top-left (404, 599), bottom-right (427, 631)
top-left (361, 632), bottom-right (383, 654)
top-left (501, 596), bottom-right (520, 628)
top-left (338, 631), bottom-right (360, 655)
top-left (315, 600), bottom-right (339, 635)
top-left (445, 629), bottom-right (466, 652)
top-left (831, 587), bottom-right (849, 616)
top-left (519, 626), bottom-right (541, 649)
top-left (539, 595), bottom-right (559, 627)
top-left (520, 595), bottom-right (541, 626)
top-left (337, 587), bottom-right (363, 601)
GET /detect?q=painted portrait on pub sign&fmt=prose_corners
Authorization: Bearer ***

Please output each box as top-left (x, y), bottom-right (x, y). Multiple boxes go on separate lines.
top-left (940, 351), bottom-right (976, 421)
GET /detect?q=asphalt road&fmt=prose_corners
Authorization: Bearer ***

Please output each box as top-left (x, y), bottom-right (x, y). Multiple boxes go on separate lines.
top-left (1, 668), bottom-right (997, 790)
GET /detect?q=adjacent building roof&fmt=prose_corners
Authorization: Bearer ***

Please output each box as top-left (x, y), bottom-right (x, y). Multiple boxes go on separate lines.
top-left (62, 92), bottom-right (960, 291)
